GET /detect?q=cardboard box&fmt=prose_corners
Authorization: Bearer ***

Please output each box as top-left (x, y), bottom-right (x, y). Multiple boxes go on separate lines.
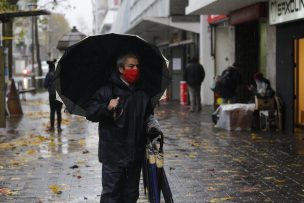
top-left (255, 97), bottom-right (275, 110)
top-left (229, 108), bottom-right (253, 130)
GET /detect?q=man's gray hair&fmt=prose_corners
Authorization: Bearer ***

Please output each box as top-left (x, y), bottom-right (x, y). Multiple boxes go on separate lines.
top-left (116, 53), bottom-right (139, 68)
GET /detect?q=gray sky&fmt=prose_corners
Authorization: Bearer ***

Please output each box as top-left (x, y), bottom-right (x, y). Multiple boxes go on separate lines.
top-left (38, 0), bottom-right (93, 35)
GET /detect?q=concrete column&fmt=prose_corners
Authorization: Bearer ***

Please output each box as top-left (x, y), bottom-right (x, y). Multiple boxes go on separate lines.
top-left (200, 15), bottom-right (215, 105)
top-left (0, 47), bottom-right (5, 127)
top-left (267, 25), bottom-right (276, 90)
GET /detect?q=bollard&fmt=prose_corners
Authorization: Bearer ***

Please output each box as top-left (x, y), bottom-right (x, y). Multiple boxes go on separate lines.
top-left (7, 78), bottom-right (23, 116)
top-left (180, 81), bottom-right (188, 105)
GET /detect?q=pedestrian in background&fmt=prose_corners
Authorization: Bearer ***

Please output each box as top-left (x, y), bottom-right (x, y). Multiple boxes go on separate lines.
top-left (183, 57), bottom-right (205, 112)
top-left (215, 62), bottom-right (242, 103)
top-left (85, 53), bottom-right (163, 203)
top-left (44, 59), bottom-right (63, 132)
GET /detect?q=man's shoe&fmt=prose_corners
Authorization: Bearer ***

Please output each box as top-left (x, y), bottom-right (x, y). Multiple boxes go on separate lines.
top-left (57, 127), bottom-right (63, 132)
top-left (47, 127), bottom-right (55, 132)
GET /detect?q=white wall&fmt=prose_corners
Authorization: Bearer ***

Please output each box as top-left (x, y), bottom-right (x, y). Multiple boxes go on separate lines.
top-left (215, 24), bottom-right (235, 75)
top-left (200, 15), bottom-right (215, 105)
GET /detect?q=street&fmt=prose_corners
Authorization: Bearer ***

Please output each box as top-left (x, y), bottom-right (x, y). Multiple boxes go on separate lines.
top-left (0, 91), bottom-right (304, 203)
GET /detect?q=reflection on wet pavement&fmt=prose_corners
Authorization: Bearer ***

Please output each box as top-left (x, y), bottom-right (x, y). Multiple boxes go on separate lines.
top-left (0, 92), bottom-right (304, 202)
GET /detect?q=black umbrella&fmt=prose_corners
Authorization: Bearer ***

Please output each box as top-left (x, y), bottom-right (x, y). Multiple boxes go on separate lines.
top-left (55, 33), bottom-right (170, 116)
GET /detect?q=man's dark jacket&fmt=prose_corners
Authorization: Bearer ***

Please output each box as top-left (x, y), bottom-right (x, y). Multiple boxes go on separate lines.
top-left (183, 62), bottom-right (205, 87)
top-left (85, 71), bottom-right (156, 167)
top-left (44, 70), bottom-right (56, 96)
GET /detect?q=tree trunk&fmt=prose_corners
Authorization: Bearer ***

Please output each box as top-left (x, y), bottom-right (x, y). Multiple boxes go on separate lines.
top-left (2, 19), bottom-right (13, 78)
top-left (34, 16), bottom-right (43, 88)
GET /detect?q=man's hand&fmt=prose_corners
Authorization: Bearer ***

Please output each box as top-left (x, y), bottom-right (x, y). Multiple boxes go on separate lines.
top-left (108, 97), bottom-right (120, 111)
top-left (148, 127), bottom-right (163, 142)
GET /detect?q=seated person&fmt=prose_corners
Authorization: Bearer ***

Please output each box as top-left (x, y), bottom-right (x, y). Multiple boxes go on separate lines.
top-left (248, 72), bottom-right (275, 98)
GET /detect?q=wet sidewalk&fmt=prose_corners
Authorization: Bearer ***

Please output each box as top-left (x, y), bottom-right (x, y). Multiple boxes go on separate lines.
top-left (1, 91), bottom-right (304, 203)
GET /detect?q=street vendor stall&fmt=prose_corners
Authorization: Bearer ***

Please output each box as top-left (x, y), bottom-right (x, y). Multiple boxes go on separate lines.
top-left (214, 103), bottom-right (256, 131)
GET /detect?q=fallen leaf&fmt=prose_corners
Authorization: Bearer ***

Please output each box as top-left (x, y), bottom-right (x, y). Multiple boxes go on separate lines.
top-left (207, 187), bottom-right (219, 191)
top-left (26, 149), bottom-right (37, 155)
top-left (189, 140), bottom-right (201, 147)
top-left (49, 184), bottom-right (63, 194)
top-left (210, 197), bottom-right (234, 202)
top-left (188, 152), bottom-right (197, 159)
top-left (79, 139), bottom-right (86, 146)
top-left (0, 188), bottom-right (16, 196)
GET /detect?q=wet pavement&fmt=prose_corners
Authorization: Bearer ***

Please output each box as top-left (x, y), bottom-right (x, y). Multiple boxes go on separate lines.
top-left (1, 91), bottom-right (304, 203)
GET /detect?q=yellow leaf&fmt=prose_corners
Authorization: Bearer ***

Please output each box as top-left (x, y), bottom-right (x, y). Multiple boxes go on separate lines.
top-left (35, 135), bottom-right (49, 142)
top-left (274, 179), bottom-right (285, 184)
top-left (26, 149), bottom-right (37, 155)
top-left (210, 197), bottom-right (234, 202)
top-left (0, 143), bottom-right (14, 150)
top-left (189, 140), bottom-right (201, 147)
top-left (263, 177), bottom-right (275, 180)
top-left (79, 139), bottom-right (86, 146)
top-left (188, 152), bottom-right (197, 159)
top-left (48, 141), bottom-right (56, 147)
top-left (77, 159), bottom-right (86, 165)
top-left (10, 160), bottom-right (20, 167)
top-left (49, 184), bottom-right (63, 194)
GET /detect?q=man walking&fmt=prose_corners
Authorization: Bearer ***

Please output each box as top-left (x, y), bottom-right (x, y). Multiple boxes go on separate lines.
top-left (183, 57), bottom-right (205, 112)
top-left (44, 60), bottom-right (63, 132)
top-left (85, 53), bottom-right (162, 203)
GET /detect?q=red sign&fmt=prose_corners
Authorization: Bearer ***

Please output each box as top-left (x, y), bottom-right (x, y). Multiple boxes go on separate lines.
top-left (208, 15), bottom-right (228, 24)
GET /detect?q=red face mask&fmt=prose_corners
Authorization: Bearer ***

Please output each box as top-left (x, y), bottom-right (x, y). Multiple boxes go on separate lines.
top-left (122, 68), bottom-right (140, 84)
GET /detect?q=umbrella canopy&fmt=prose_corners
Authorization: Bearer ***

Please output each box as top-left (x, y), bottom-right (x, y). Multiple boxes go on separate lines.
top-left (56, 26), bottom-right (86, 51)
top-left (55, 33), bottom-right (170, 116)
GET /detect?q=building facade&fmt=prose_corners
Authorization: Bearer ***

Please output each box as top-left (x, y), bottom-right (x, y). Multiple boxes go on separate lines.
top-left (110, 0), bottom-right (201, 101)
top-left (269, 0), bottom-right (304, 132)
top-left (187, 0), bottom-right (304, 133)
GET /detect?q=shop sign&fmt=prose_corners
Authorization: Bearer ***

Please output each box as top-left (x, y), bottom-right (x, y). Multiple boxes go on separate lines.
top-left (269, 0), bottom-right (304, 25)
top-left (207, 15), bottom-right (227, 24)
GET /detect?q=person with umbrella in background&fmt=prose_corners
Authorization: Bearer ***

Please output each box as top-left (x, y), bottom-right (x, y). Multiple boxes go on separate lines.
top-left (85, 52), bottom-right (163, 203)
top-left (44, 59), bottom-right (63, 132)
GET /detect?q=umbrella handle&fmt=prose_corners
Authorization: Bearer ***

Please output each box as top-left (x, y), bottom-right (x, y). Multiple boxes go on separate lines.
top-left (151, 133), bottom-right (164, 152)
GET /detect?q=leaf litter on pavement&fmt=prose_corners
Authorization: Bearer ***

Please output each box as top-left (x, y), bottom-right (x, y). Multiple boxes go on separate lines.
top-left (0, 187), bottom-right (16, 196)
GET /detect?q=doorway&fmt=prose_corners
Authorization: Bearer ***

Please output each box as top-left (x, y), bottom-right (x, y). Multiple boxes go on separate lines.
top-left (235, 21), bottom-right (259, 103)
top-left (294, 38), bottom-right (304, 129)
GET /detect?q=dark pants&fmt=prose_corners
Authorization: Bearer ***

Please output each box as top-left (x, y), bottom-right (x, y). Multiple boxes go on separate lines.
top-left (49, 95), bottom-right (63, 128)
top-left (188, 85), bottom-right (202, 111)
top-left (100, 163), bottom-right (142, 203)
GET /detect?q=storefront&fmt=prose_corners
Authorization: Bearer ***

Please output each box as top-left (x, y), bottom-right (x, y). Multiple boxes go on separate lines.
top-left (160, 31), bottom-right (199, 101)
top-left (229, 2), bottom-right (268, 103)
top-left (270, 0), bottom-right (304, 132)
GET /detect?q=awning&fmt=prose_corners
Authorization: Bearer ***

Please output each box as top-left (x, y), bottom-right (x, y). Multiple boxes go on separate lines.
top-left (186, 0), bottom-right (268, 15)
top-left (126, 16), bottom-right (200, 44)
